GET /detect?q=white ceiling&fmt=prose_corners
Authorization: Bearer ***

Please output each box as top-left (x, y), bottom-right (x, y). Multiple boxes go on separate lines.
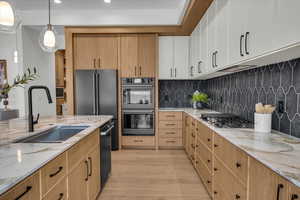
top-left (12, 0), bottom-right (190, 26)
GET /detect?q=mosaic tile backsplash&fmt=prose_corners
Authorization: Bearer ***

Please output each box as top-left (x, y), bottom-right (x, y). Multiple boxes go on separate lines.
top-left (159, 80), bottom-right (206, 108)
top-left (159, 57), bottom-right (300, 138)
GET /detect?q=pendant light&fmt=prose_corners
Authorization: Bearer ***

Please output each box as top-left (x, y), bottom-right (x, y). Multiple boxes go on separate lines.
top-left (0, 1), bottom-right (19, 33)
top-left (39, 0), bottom-right (57, 52)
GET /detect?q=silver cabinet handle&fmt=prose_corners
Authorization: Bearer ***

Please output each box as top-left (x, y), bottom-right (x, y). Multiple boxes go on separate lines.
top-left (245, 32), bottom-right (250, 55)
top-left (214, 51), bottom-right (218, 68)
top-left (174, 68), bottom-right (177, 77)
top-left (170, 68), bottom-right (173, 78)
top-left (190, 66), bottom-right (194, 77)
top-left (198, 61), bottom-right (202, 73)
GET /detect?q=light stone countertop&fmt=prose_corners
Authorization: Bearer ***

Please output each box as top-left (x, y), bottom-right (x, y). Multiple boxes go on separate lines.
top-left (0, 115), bottom-right (113, 195)
top-left (159, 107), bottom-right (300, 187)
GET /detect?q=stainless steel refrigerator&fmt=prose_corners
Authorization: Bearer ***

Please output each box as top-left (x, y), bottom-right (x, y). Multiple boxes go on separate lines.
top-left (75, 69), bottom-right (119, 150)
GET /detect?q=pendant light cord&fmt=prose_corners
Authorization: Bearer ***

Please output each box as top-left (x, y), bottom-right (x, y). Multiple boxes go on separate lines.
top-left (48, 0), bottom-right (51, 25)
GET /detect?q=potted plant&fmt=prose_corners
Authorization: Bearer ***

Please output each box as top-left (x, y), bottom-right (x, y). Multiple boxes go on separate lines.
top-left (192, 91), bottom-right (209, 109)
top-left (0, 67), bottom-right (38, 110)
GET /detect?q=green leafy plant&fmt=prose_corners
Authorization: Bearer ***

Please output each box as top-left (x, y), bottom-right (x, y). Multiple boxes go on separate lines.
top-left (1, 67), bottom-right (38, 97)
top-left (192, 92), bottom-right (209, 103)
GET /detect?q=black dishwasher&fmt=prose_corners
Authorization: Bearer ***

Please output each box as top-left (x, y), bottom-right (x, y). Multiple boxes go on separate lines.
top-left (100, 121), bottom-right (114, 190)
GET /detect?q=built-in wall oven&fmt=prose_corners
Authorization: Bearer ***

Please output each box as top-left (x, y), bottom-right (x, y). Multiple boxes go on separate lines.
top-left (122, 78), bottom-right (155, 136)
top-left (123, 110), bottom-right (155, 136)
top-left (122, 78), bottom-right (154, 110)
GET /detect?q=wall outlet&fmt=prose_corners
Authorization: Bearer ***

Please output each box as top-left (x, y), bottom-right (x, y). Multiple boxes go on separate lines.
top-left (278, 101), bottom-right (285, 114)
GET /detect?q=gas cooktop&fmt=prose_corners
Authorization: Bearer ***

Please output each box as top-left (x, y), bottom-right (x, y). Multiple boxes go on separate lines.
top-left (200, 113), bottom-right (254, 128)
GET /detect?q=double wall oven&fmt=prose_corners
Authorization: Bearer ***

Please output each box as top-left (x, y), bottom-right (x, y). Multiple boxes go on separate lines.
top-left (122, 78), bottom-right (155, 136)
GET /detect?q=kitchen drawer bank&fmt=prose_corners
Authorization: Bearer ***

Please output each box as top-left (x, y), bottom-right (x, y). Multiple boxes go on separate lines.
top-left (159, 108), bottom-right (300, 199)
top-left (0, 115), bottom-right (112, 198)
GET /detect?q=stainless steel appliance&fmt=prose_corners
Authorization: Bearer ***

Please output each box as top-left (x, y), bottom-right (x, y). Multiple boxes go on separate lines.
top-left (123, 110), bottom-right (155, 136)
top-left (200, 113), bottom-right (253, 128)
top-left (122, 78), bottom-right (154, 110)
top-left (100, 121), bottom-right (114, 190)
top-left (75, 70), bottom-right (119, 150)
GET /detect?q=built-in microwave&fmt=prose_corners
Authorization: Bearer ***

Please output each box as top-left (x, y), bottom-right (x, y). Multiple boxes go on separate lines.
top-left (122, 78), bottom-right (154, 110)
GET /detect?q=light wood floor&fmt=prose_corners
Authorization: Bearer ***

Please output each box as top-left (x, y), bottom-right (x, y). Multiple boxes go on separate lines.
top-left (98, 150), bottom-right (211, 200)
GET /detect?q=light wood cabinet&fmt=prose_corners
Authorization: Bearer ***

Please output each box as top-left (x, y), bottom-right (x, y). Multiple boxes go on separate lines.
top-left (69, 159), bottom-right (89, 200)
top-left (43, 177), bottom-right (67, 200)
top-left (122, 136), bottom-right (155, 147)
top-left (249, 157), bottom-right (288, 200)
top-left (55, 50), bottom-right (65, 87)
top-left (0, 172), bottom-right (40, 200)
top-left (87, 146), bottom-right (101, 200)
top-left (197, 122), bottom-right (213, 150)
top-left (289, 183), bottom-right (300, 200)
top-left (121, 34), bottom-right (156, 77)
top-left (74, 34), bottom-right (118, 70)
top-left (195, 155), bottom-right (212, 196)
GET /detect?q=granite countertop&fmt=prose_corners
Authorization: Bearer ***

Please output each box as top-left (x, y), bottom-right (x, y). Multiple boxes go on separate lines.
top-left (0, 115), bottom-right (113, 195)
top-left (159, 107), bottom-right (300, 187)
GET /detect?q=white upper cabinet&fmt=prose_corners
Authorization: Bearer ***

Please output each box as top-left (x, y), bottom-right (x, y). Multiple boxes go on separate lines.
top-left (199, 12), bottom-right (209, 74)
top-left (159, 36), bottom-right (189, 80)
top-left (207, 0), bottom-right (217, 71)
top-left (272, 0), bottom-right (300, 51)
top-left (159, 37), bottom-right (173, 79)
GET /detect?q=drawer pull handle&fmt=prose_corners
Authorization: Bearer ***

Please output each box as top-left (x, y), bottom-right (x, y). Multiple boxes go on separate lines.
top-left (214, 191), bottom-right (218, 195)
top-left (88, 157), bottom-right (92, 177)
top-left (191, 144), bottom-right (195, 149)
top-left (134, 140), bottom-right (143, 142)
top-left (207, 180), bottom-right (211, 184)
top-left (207, 159), bottom-right (211, 163)
top-left (166, 115), bottom-right (175, 117)
top-left (196, 145), bottom-right (199, 148)
top-left (214, 168), bottom-right (218, 171)
top-left (58, 193), bottom-right (64, 200)
top-left (192, 134), bottom-right (195, 138)
top-left (196, 128), bottom-right (199, 131)
top-left (166, 141), bottom-right (176, 143)
top-left (15, 186), bottom-right (32, 200)
top-left (166, 132), bottom-right (175, 135)
top-left (277, 184), bottom-right (284, 200)
top-left (196, 161), bottom-right (198, 164)
top-left (49, 166), bottom-right (63, 178)
top-left (292, 194), bottom-right (299, 200)
top-left (207, 138), bottom-right (211, 142)
top-left (166, 124), bottom-right (175, 126)
top-left (85, 160), bottom-right (89, 181)
top-left (236, 162), bottom-right (241, 168)
top-left (214, 144), bottom-right (218, 147)
top-left (235, 194), bottom-right (241, 199)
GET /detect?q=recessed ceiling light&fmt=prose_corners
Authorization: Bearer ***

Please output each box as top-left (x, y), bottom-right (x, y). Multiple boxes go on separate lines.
top-left (54, 0), bottom-right (62, 4)
top-left (104, 0), bottom-right (111, 3)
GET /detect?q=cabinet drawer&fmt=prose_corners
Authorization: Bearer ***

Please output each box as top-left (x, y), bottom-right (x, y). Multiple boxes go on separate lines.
top-left (213, 157), bottom-right (247, 200)
top-left (159, 129), bottom-right (182, 138)
top-left (159, 111), bottom-right (182, 121)
top-left (159, 121), bottom-right (182, 129)
top-left (197, 122), bottom-right (213, 150)
top-left (214, 182), bottom-right (231, 200)
top-left (41, 152), bottom-right (67, 196)
top-left (122, 136), bottom-right (155, 147)
top-left (159, 137), bottom-right (182, 147)
top-left (43, 177), bottom-right (67, 200)
top-left (0, 172), bottom-right (40, 200)
top-left (214, 133), bottom-right (248, 184)
top-left (195, 155), bottom-right (212, 196)
top-left (68, 129), bottom-right (99, 169)
top-left (196, 139), bottom-right (213, 172)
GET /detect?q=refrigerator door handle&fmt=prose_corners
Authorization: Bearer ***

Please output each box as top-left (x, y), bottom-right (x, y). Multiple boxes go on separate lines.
top-left (93, 71), bottom-right (97, 115)
top-left (97, 72), bottom-right (101, 115)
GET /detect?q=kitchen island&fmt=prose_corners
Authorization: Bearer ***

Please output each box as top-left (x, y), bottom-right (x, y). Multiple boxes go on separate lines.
top-left (0, 115), bottom-right (112, 198)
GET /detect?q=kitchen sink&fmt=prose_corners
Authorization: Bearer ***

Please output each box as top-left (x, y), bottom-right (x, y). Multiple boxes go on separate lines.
top-left (15, 125), bottom-right (89, 143)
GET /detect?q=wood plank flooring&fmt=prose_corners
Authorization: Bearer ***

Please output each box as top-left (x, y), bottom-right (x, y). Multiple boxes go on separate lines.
top-left (98, 150), bottom-right (210, 200)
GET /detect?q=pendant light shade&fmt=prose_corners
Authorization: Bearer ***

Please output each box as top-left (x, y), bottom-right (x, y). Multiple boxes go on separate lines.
top-left (0, 1), bottom-right (14, 26)
top-left (39, 0), bottom-right (57, 52)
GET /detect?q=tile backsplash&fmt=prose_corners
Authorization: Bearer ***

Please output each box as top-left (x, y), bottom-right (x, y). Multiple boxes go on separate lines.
top-left (159, 58), bottom-right (300, 138)
top-left (159, 80), bottom-right (206, 108)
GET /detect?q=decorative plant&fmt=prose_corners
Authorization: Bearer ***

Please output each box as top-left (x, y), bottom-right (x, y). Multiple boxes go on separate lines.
top-left (0, 67), bottom-right (38, 109)
top-left (192, 92), bottom-right (209, 104)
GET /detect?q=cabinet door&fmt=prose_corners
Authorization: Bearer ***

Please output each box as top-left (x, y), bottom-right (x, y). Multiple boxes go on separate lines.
top-left (55, 50), bottom-right (65, 87)
top-left (138, 34), bottom-right (156, 77)
top-left (228, 0), bottom-right (247, 65)
top-left (289, 184), bottom-right (300, 200)
top-left (273, 0), bottom-right (300, 51)
top-left (120, 34), bottom-right (138, 77)
top-left (87, 146), bottom-right (101, 200)
top-left (199, 12), bottom-right (209, 73)
top-left (174, 36), bottom-right (189, 80)
top-left (69, 159), bottom-right (88, 200)
top-left (215, 0), bottom-right (229, 69)
top-left (74, 35), bottom-right (98, 70)
top-left (189, 30), bottom-right (197, 78)
top-left (159, 37), bottom-right (174, 79)
top-left (245, 0), bottom-right (275, 59)
top-left (249, 158), bottom-right (288, 200)
top-left (97, 35), bottom-right (118, 70)
top-left (207, 0), bottom-right (217, 71)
